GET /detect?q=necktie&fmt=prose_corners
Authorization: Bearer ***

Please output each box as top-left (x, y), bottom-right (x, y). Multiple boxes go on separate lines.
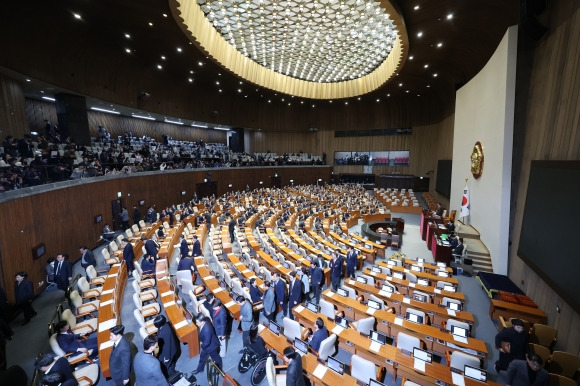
top-left (57, 262), bottom-right (62, 275)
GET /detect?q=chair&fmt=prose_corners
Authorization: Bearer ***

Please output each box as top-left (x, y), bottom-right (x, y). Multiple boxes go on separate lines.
top-left (530, 324), bottom-right (557, 349)
top-left (382, 282), bottom-right (397, 293)
top-left (265, 355), bottom-right (287, 386)
top-left (548, 351), bottom-right (580, 379)
top-left (446, 351), bottom-right (481, 372)
top-left (406, 272), bottom-right (418, 284)
top-left (352, 316), bottom-right (375, 336)
top-left (319, 299), bottom-right (336, 320)
top-left (133, 309), bottom-right (158, 334)
top-left (133, 293), bottom-right (160, 319)
top-left (61, 308), bottom-right (97, 336)
top-left (49, 333), bottom-right (93, 365)
top-left (529, 343), bottom-right (551, 366)
top-left (440, 297), bottom-right (461, 309)
top-left (74, 363), bottom-right (100, 386)
top-left (131, 280), bottom-right (157, 303)
top-left (412, 290), bottom-right (432, 303)
top-left (282, 317), bottom-right (308, 341)
top-left (134, 261), bottom-right (154, 279)
top-left (85, 265), bottom-right (106, 286)
top-left (360, 274), bottom-right (375, 286)
top-left (444, 319), bottom-right (471, 336)
top-left (187, 289), bottom-right (202, 316)
top-left (70, 290), bottom-right (100, 319)
top-left (368, 294), bottom-right (385, 310)
top-left (548, 373), bottom-right (578, 386)
top-left (350, 354), bottom-right (382, 384)
top-left (391, 234), bottom-right (400, 250)
top-left (314, 333), bottom-right (337, 360)
top-left (405, 308), bottom-right (427, 324)
top-left (397, 332), bottom-right (422, 355)
top-left (102, 248), bottom-right (119, 265)
top-left (76, 277), bottom-right (102, 300)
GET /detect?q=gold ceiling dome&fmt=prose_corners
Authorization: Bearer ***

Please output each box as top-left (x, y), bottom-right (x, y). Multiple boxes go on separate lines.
top-left (170, 0), bottom-right (408, 99)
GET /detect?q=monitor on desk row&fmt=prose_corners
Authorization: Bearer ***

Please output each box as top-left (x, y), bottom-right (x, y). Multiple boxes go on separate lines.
top-left (269, 321), bottom-right (281, 336)
top-left (411, 265), bottom-right (423, 272)
top-left (417, 278), bottom-right (429, 287)
top-left (369, 380), bottom-right (386, 386)
top-left (437, 262), bottom-right (447, 268)
top-left (327, 356), bottom-right (345, 375)
top-left (283, 262), bottom-right (289, 269)
top-left (365, 244), bottom-right (372, 249)
top-left (464, 365), bottom-right (487, 382)
top-left (367, 299), bottom-right (381, 310)
top-left (451, 325), bottom-right (468, 339)
top-left (412, 348), bottom-right (433, 363)
top-left (370, 330), bottom-right (387, 345)
top-left (387, 260), bottom-right (396, 266)
top-left (406, 312), bottom-right (424, 324)
top-left (417, 258), bottom-right (425, 263)
top-left (372, 266), bottom-right (382, 274)
top-left (335, 316), bottom-right (349, 329)
top-left (294, 337), bottom-right (309, 355)
top-left (412, 293), bottom-right (427, 303)
top-left (381, 285), bottom-right (394, 293)
top-left (448, 302), bottom-right (461, 311)
top-left (356, 276), bottom-right (368, 284)
top-left (393, 272), bottom-right (404, 280)
top-left (307, 302), bottom-right (320, 314)
top-left (337, 288), bottom-right (349, 297)
top-left (443, 284), bottom-right (456, 292)
top-left (437, 271), bottom-right (449, 277)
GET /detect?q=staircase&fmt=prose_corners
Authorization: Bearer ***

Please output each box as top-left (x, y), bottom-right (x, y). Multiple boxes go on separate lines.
top-left (456, 221), bottom-right (494, 273)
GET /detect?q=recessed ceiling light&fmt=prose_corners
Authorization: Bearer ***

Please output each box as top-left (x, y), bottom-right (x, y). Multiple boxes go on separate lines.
top-left (239, 81), bottom-right (243, 85)
top-left (345, 101), bottom-right (348, 105)
top-left (25, 79), bottom-right (31, 82)
top-left (188, 78), bottom-right (193, 83)
top-left (268, 100), bottom-right (272, 103)
top-left (157, 64), bottom-right (163, 69)
top-left (148, 22), bottom-right (153, 26)
top-left (300, 101), bottom-right (304, 104)
top-left (125, 33), bottom-right (131, 39)
top-left (447, 13), bottom-right (453, 20)
top-left (417, 32), bottom-right (423, 38)
top-left (190, 70), bottom-right (194, 74)
top-left (376, 99), bottom-right (380, 102)
top-left (125, 48), bottom-right (131, 53)
top-left (433, 73), bottom-right (438, 77)
top-left (409, 55), bottom-right (414, 60)
top-left (177, 47), bottom-right (182, 52)
top-left (406, 90), bottom-right (409, 93)
top-left (73, 13), bottom-right (82, 20)
top-left (427, 85), bottom-right (431, 88)
top-left (161, 56), bottom-right (166, 60)
top-left (437, 42), bottom-right (443, 48)
top-left (216, 81), bottom-right (220, 85)
top-left (414, 5), bottom-right (420, 10)
top-left (424, 64), bottom-right (429, 68)
top-left (219, 89), bottom-right (222, 92)
top-left (357, 97), bottom-right (361, 101)
top-left (399, 83), bottom-right (403, 87)
top-left (387, 93), bottom-right (391, 97)
top-left (198, 61), bottom-right (203, 66)
top-left (238, 89), bottom-right (242, 93)
top-left (329, 100), bottom-right (332, 103)
top-left (312, 104), bottom-right (316, 108)
top-left (288, 103), bottom-right (291, 106)
top-left (162, 13), bottom-right (168, 17)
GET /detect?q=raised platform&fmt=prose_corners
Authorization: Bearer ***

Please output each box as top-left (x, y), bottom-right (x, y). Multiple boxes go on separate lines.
top-left (456, 221), bottom-right (493, 273)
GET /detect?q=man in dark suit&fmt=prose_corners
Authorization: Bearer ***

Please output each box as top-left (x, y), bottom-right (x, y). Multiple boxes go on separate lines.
top-left (345, 245), bottom-right (357, 279)
top-left (228, 216), bottom-right (236, 242)
top-left (308, 317), bottom-right (329, 353)
top-left (211, 298), bottom-right (228, 357)
top-left (121, 239), bottom-right (135, 273)
top-left (35, 353), bottom-right (76, 384)
top-left (134, 335), bottom-right (170, 386)
top-left (191, 235), bottom-right (202, 257)
top-left (283, 346), bottom-right (305, 386)
top-left (55, 320), bottom-right (98, 356)
top-left (506, 354), bottom-right (548, 386)
top-left (54, 254), bottom-right (73, 292)
top-left (41, 372), bottom-right (77, 386)
top-left (109, 325), bottom-right (132, 386)
top-left (329, 250), bottom-right (344, 291)
top-left (287, 272), bottom-right (302, 320)
top-left (133, 206), bottom-right (141, 225)
top-left (153, 315), bottom-right (179, 377)
top-left (79, 246), bottom-right (96, 270)
top-left (177, 255), bottom-right (196, 274)
top-left (192, 315), bottom-right (222, 374)
top-left (179, 234), bottom-right (190, 260)
top-left (310, 261), bottom-right (323, 304)
top-left (273, 272), bottom-right (288, 319)
top-left (144, 234), bottom-right (159, 260)
top-left (14, 272), bottom-right (36, 325)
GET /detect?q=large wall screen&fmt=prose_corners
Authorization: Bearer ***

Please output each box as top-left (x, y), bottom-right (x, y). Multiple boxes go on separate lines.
top-left (334, 151), bottom-right (410, 166)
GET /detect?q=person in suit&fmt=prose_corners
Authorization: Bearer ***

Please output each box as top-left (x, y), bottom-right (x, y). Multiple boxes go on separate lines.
top-left (178, 234), bottom-right (190, 260)
top-left (506, 354), bottom-right (548, 386)
top-left (300, 267), bottom-right (310, 301)
top-left (192, 315), bottom-right (222, 374)
top-left (54, 254), bottom-right (73, 292)
top-left (41, 371), bottom-right (77, 386)
top-left (14, 272), bottom-right (36, 325)
top-left (133, 206), bottom-right (141, 225)
top-left (329, 250), bottom-right (343, 291)
top-left (273, 272), bottom-right (288, 319)
top-left (133, 334), bottom-right (170, 386)
top-left (287, 272), bottom-right (302, 320)
top-left (55, 320), bottom-right (98, 356)
top-left (452, 237), bottom-right (465, 258)
top-left (283, 346), bottom-right (305, 386)
top-left (310, 261), bottom-right (323, 304)
top-left (191, 235), bottom-right (202, 257)
top-left (494, 318), bottom-right (528, 372)
top-left (120, 207), bottom-right (130, 230)
top-left (228, 216), bottom-right (236, 242)
top-left (177, 255), bottom-right (196, 274)
top-left (249, 278), bottom-right (262, 304)
top-left (120, 239), bottom-right (135, 274)
top-left (153, 315), bottom-right (179, 377)
top-left (308, 317), bottom-right (329, 353)
top-left (345, 245), bottom-right (357, 279)
top-left (108, 325), bottom-right (132, 386)
top-left (35, 353), bottom-right (76, 384)
top-left (79, 246), bottom-right (96, 270)
top-left (237, 295), bottom-right (253, 350)
top-left (262, 281), bottom-right (276, 322)
top-left (141, 254), bottom-right (156, 276)
top-left (210, 298), bottom-right (228, 357)
top-left (144, 234), bottom-right (159, 260)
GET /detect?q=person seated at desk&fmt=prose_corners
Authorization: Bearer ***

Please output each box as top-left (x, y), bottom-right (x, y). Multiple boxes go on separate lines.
top-left (102, 223), bottom-right (115, 241)
top-left (54, 320), bottom-right (98, 358)
top-left (308, 317), bottom-right (329, 353)
top-left (247, 323), bottom-right (268, 357)
top-left (433, 203), bottom-right (443, 217)
top-left (249, 278), bottom-right (262, 304)
top-left (141, 254), bottom-right (156, 276)
top-left (449, 233), bottom-right (458, 249)
top-left (446, 221), bottom-right (455, 233)
top-left (452, 237), bottom-right (465, 258)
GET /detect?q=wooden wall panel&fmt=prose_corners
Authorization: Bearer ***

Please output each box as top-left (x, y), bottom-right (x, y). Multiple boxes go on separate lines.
top-left (508, 2), bottom-right (580, 355)
top-left (0, 74), bottom-right (28, 138)
top-left (0, 166), bottom-right (330, 301)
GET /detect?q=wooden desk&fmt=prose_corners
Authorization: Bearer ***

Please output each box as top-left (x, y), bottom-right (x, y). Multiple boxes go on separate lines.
top-left (351, 233), bottom-right (386, 258)
top-left (489, 299), bottom-right (547, 325)
top-left (378, 261), bottom-right (459, 287)
top-left (194, 256), bottom-right (241, 319)
top-left (329, 231), bottom-right (376, 264)
top-left (431, 235), bottom-right (452, 265)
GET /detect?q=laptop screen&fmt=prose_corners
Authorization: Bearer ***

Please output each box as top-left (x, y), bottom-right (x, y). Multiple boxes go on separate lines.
top-left (269, 321), bottom-right (281, 336)
top-left (417, 278), bottom-right (429, 287)
top-left (337, 288), bottom-right (348, 297)
top-left (412, 293), bottom-right (427, 303)
top-left (464, 365), bottom-right (487, 382)
top-left (294, 338), bottom-right (309, 355)
top-left (307, 302), bottom-right (320, 314)
top-left (411, 265), bottom-right (422, 272)
top-left (356, 276), bottom-right (368, 284)
top-left (413, 348), bottom-right (433, 363)
top-left (372, 266), bottom-right (382, 273)
top-left (370, 330), bottom-right (387, 345)
top-left (367, 300), bottom-right (381, 310)
top-left (443, 284), bottom-right (456, 292)
top-left (365, 244), bottom-right (372, 249)
top-left (327, 356), bottom-right (344, 375)
top-left (451, 325), bottom-right (468, 338)
top-left (448, 302), bottom-right (461, 311)
top-left (406, 312), bottom-right (423, 324)
top-left (393, 272), bottom-right (404, 280)
top-left (382, 284), bottom-right (394, 293)
top-left (437, 271), bottom-right (449, 277)
top-left (387, 260), bottom-right (396, 266)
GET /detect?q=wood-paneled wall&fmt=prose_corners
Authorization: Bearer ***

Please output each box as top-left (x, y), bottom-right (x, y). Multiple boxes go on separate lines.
top-left (0, 74), bottom-right (28, 138)
top-left (508, 2), bottom-right (580, 355)
top-left (0, 166), bottom-right (330, 303)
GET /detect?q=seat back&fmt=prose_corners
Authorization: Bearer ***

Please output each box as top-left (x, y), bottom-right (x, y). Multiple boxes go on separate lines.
top-left (266, 356), bottom-right (276, 386)
top-left (406, 272), bottom-right (418, 284)
top-left (132, 224), bottom-right (140, 233)
top-left (528, 343), bottom-right (551, 367)
top-left (530, 324), bottom-right (558, 349)
top-left (188, 290), bottom-right (200, 315)
top-left (369, 294), bottom-right (385, 310)
top-left (70, 290), bottom-right (83, 310)
top-left (406, 308), bottom-right (427, 324)
top-left (445, 319), bottom-right (470, 336)
top-left (86, 266), bottom-right (97, 281)
top-left (397, 332), bottom-right (421, 354)
top-left (282, 317), bottom-right (303, 341)
top-left (449, 351), bottom-right (480, 372)
top-left (49, 333), bottom-right (66, 356)
top-left (413, 290), bottom-right (432, 303)
top-left (360, 274), bottom-right (375, 286)
top-left (73, 363), bottom-right (99, 386)
top-left (76, 277), bottom-right (90, 294)
top-left (133, 309), bottom-right (146, 327)
top-left (548, 351), bottom-right (580, 379)
top-left (139, 220), bottom-right (146, 229)
top-left (319, 299), bottom-right (336, 320)
top-left (548, 373), bottom-right (578, 386)
top-left (132, 293), bottom-right (143, 311)
top-left (61, 309), bottom-right (77, 328)
top-left (318, 333), bottom-right (337, 360)
top-left (231, 279), bottom-right (244, 297)
top-left (354, 316), bottom-right (375, 335)
top-left (350, 354), bottom-right (377, 383)
top-left (441, 297), bottom-right (460, 309)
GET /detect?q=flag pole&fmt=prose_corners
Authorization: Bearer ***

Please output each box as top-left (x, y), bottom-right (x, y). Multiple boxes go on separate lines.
top-left (462, 178), bottom-right (468, 224)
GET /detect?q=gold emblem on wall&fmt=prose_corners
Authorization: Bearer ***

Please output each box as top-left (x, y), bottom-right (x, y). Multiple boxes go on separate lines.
top-left (470, 141), bottom-right (484, 179)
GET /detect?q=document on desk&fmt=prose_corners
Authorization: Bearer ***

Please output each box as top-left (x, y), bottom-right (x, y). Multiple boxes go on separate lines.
top-left (387, 276), bottom-right (393, 281)
top-left (174, 320), bottom-right (189, 329)
top-left (332, 325), bottom-right (345, 335)
top-left (162, 290), bottom-right (174, 297)
top-left (434, 288), bottom-right (442, 294)
top-left (366, 307), bottom-right (376, 315)
top-left (394, 316), bottom-right (404, 326)
top-left (409, 282), bottom-right (416, 288)
top-left (452, 335), bottom-right (468, 344)
top-left (370, 271), bottom-right (377, 276)
top-left (378, 290), bottom-right (392, 298)
top-left (312, 364), bottom-right (328, 379)
top-left (327, 291), bottom-right (334, 298)
top-left (404, 268), bottom-right (410, 273)
top-left (225, 300), bottom-right (237, 308)
top-left (348, 280), bottom-right (355, 285)
top-left (295, 305), bottom-right (305, 313)
top-left (100, 299), bottom-right (114, 306)
top-left (213, 287), bottom-right (224, 293)
top-left (451, 372), bottom-right (466, 386)
top-left (447, 309), bottom-right (457, 316)
top-left (101, 289), bottom-right (114, 295)
top-left (99, 318), bottom-right (117, 332)
top-left (203, 275), bottom-right (215, 281)
top-left (164, 301), bottom-right (176, 307)
top-left (99, 340), bottom-right (114, 350)
top-left (403, 297), bottom-right (411, 304)
top-left (413, 358), bottom-right (426, 372)
top-left (369, 341), bottom-right (382, 353)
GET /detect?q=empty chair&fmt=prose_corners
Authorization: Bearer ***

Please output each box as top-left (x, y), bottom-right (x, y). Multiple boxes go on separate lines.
top-left (132, 270), bottom-right (155, 290)
top-left (528, 343), bottom-right (551, 367)
top-left (360, 274), bottom-right (375, 286)
top-left (102, 249), bottom-right (119, 265)
top-left (133, 292), bottom-right (160, 319)
top-left (282, 317), bottom-right (307, 341)
top-left (368, 294), bottom-right (385, 310)
top-left (76, 277), bottom-right (102, 300)
top-left (391, 234), bottom-right (400, 249)
top-left (381, 282), bottom-right (397, 294)
top-left (261, 268), bottom-right (272, 282)
top-left (447, 351), bottom-right (481, 372)
top-left (530, 324), bottom-right (557, 349)
top-left (265, 355), bottom-right (286, 386)
top-left (350, 354), bottom-right (381, 384)
top-left (315, 333), bottom-right (337, 360)
top-left (406, 272), bottom-right (418, 284)
top-left (85, 265), bottom-right (106, 286)
top-left (343, 286), bottom-right (357, 299)
top-left (74, 362), bottom-right (100, 386)
top-left (319, 299), bottom-right (336, 320)
top-left (133, 309), bottom-right (157, 335)
top-left (548, 373), bottom-right (578, 386)
top-left (70, 290), bottom-right (100, 319)
top-left (397, 332), bottom-right (422, 354)
top-left (131, 280), bottom-right (157, 304)
top-left (352, 316), bottom-right (375, 336)
top-left (405, 308), bottom-right (427, 324)
top-left (412, 290), bottom-right (431, 303)
top-left (445, 319), bottom-right (471, 336)
top-left (548, 351), bottom-right (580, 379)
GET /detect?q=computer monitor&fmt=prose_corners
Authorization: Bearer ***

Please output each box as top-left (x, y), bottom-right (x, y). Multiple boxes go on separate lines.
top-left (438, 271), bottom-right (449, 277)
top-left (393, 272), bottom-right (404, 280)
top-left (443, 284), bottom-right (456, 292)
top-left (464, 365), bottom-right (487, 382)
top-left (369, 380), bottom-right (386, 386)
top-left (448, 302), bottom-right (461, 311)
top-left (417, 258), bottom-right (425, 263)
top-left (356, 276), bottom-right (368, 284)
top-left (372, 266), bottom-right (382, 274)
top-left (417, 278), bottom-right (429, 287)
top-left (365, 244), bottom-right (372, 249)
top-left (283, 262), bottom-right (289, 269)
top-left (337, 288), bottom-right (348, 297)
top-left (269, 321), bottom-right (281, 336)
top-left (437, 262), bottom-right (447, 268)
top-left (413, 348), bottom-right (433, 363)
top-left (406, 312), bottom-right (424, 324)
top-left (307, 302), bottom-right (320, 314)
top-left (367, 299), bottom-right (381, 310)
top-left (327, 356), bottom-right (345, 375)
top-left (370, 330), bottom-right (387, 345)
top-left (335, 316), bottom-right (349, 329)
top-left (382, 284), bottom-right (394, 293)
top-left (294, 338), bottom-right (309, 355)
top-left (412, 293), bottom-right (427, 303)
top-left (411, 265), bottom-right (422, 272)
top-left (387, 259), bottom-right (396, 266)
top-left (451, 325), bottom-right (468, 339)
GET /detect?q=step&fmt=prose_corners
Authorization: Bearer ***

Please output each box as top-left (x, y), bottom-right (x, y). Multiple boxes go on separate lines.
top-left (456, 221), bottom-right (480, 240)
